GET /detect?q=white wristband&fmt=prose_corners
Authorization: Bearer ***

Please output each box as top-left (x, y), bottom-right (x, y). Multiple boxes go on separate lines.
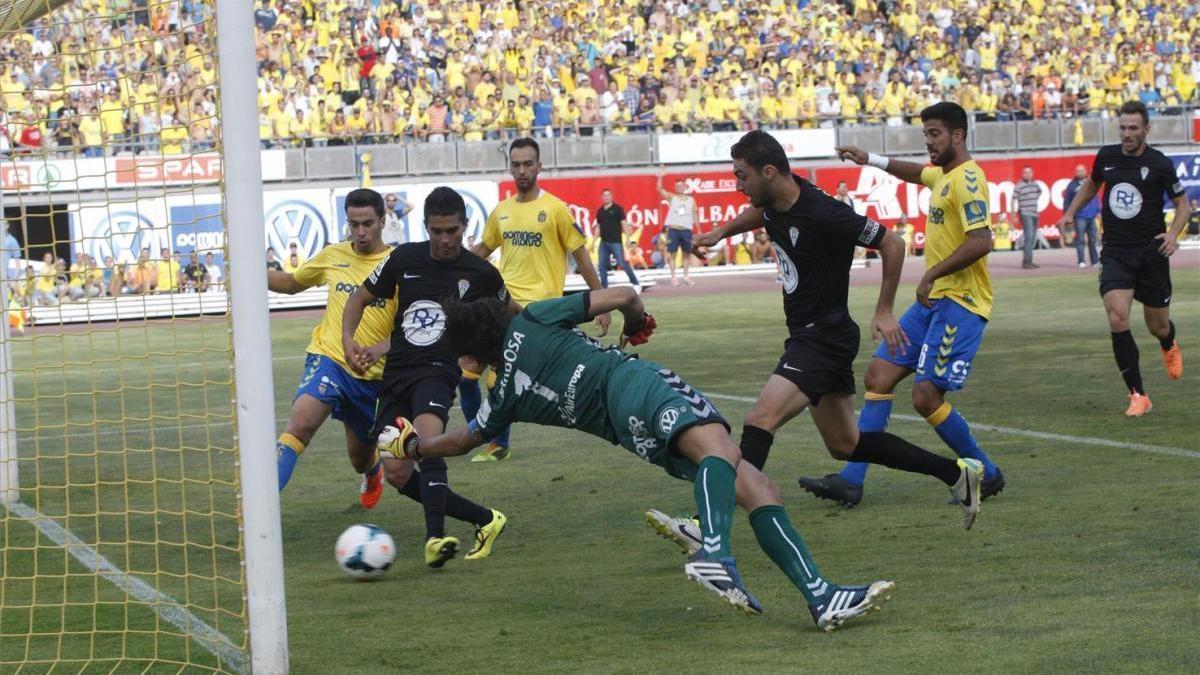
top-left (867, 153), bottom-right (890, 170)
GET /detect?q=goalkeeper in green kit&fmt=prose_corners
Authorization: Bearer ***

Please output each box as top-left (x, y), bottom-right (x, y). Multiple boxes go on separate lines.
top-left (377, 287), bottom-right (895, 631)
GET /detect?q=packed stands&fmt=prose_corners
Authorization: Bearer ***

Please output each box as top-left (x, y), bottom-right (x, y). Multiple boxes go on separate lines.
top-left (0, 0), bottom-right (1197, 154)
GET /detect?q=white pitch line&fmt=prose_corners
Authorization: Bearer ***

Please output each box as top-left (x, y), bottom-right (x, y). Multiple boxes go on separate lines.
top-left (3, 501), bottom-right (247, 674)
top-left (702, 392), bottom-right (1200, 460)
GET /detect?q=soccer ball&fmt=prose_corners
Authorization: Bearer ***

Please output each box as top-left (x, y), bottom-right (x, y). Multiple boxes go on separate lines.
top-left (334, 524), bottom-right (395, 580)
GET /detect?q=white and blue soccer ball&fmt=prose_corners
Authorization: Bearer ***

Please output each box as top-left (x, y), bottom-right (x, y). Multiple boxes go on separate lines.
top-left (334, 524), bottom-right (395, 580)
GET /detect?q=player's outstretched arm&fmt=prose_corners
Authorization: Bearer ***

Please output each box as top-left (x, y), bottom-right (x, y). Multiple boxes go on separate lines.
top-left (340, 286), bottom-right (379, 374)
top-left (382, 418), bottom-right (485, 459)
top-left (266, 269), bottom-right (308, 294)
top-left (695, 206), bottom-right (764, 249)
top-left (871, 230), bottom-right (910, 356)
top-left (916, 228), bottom-right (992, 307)
top-left (835, 145), bottom-right (924, 184)
top-left (1057, 176), bottom-right (1098, 229)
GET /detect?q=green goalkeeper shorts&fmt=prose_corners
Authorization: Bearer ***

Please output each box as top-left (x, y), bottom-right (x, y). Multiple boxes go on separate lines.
top-left (607, 360), bottom-right (729, 481)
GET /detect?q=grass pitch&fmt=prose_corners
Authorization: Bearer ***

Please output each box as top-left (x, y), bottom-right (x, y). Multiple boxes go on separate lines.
top-left (3, 269), bottom-right (1198, 674)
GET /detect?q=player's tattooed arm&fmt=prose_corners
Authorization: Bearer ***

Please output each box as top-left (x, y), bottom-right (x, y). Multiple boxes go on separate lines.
top-left (266, 269), bottom-right (307, 294)
top-left (835, 145), bottom-right (925, 184)
top-left (916, 228), bottom-right (992, 307)
top-left (694, 206), bottom-right (764, 249)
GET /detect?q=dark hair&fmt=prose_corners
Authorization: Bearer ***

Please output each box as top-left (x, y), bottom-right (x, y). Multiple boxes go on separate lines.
top-left (344, 188), bottom-right (385, 218)
top-left (442, 296), bottom-right (511, 366)
top-left (424, 186), bottom-right (468, 225)
top-left (729, 129), bottom-right (790, 174)
top-left (920, 101), bottom-right (969, 135)
top-left (509, 137), bottom-right (540, 160)
top-left (1118, 100), bottom-right (1149, 125)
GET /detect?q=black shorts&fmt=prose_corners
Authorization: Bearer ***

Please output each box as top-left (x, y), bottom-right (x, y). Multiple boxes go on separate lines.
top-left (773, 318), bottom-right (860, 406)
top-left (1098, 247), bottom-right (1172, 308)
top-left (371, 368), bottom-right (459, 438)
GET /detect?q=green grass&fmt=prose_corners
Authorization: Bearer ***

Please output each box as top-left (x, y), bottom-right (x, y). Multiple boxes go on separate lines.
top-left (3, 272), bottom-right (1199, 674)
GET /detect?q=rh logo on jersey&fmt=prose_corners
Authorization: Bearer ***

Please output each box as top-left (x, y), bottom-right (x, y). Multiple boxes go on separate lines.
top-left (402, 300), bottom-right (445, 346)
top-left (1108, 182), bottom-right (1143, 219)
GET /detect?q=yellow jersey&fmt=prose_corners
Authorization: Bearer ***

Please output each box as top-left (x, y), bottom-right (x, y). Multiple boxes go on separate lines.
top-left (292, 242), bottom-right (396, 381)
top-left (482, 189), bottom-right (586, 305)
top-left (920, 161), bottom-right (993, 320)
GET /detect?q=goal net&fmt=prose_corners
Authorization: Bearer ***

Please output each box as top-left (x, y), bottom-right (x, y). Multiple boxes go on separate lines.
top-left (0, 1), bottom-right (284, 672)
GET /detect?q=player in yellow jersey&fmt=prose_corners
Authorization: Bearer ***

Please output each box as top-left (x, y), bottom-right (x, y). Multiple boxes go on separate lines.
top-left (801, 102), bottom-right (1005, 507)
top-left (460, 137), bottom-right (609, 462)
top-left (268, 189), bottom-right (394, 505)
top-left (268, 189), bottom-right (509, 553)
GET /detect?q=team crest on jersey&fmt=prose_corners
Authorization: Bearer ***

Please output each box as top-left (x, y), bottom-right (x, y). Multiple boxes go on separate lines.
top-left (538, 210), bottom-right (547, 223)
top-left (789, 227), bottom-right (799, 246)
top-left (941, 185), bottom-right (950, 198)
top-left (1140, 166), bottom-right (1149, 181)
top-left (458, 278), bottom-right (471, 298)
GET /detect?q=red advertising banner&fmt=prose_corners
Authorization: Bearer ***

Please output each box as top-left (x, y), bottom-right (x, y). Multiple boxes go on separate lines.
top-left (503, 151), bottom-right (1117, 254)
top-left (500, 171), bottom-right (751, 251)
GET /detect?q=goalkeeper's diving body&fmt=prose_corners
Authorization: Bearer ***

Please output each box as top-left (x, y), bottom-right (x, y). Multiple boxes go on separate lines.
top-left (377, 287), bottom-right (895, 631)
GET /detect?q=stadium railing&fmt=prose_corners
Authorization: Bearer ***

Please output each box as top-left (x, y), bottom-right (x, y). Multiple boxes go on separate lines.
top-left (261, 106), bottom-right (1200, 181)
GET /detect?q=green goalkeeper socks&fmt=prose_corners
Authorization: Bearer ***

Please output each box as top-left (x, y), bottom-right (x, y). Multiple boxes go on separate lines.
top-left (750, 505), bottom-right (830, 604)
top-left (693, 456), bottom-right (737, 559)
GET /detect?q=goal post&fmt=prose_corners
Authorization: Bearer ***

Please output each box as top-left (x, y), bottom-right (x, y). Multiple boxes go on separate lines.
top-left (0, 0), bottom-right (288, 671)
top-left (215, 0), bottom-right (289, 671)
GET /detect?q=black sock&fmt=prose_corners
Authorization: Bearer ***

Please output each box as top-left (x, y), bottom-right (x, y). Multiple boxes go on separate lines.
top-left (740, 425), bottom-right (774, 471)
top-left (1111, 330), bottom-right (1144, 394)
top-left (397, 471), bottom-right (493, 527)
top-left (1159, 321), bottom-right (1176, 350)
top-left (848, 431), bottom-right (961, 486)
top-left (418, 458), bottom-right (449, 539)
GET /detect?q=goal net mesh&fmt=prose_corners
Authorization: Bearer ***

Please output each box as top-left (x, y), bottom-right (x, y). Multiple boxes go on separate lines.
top-left (1, 1), bottom-right (250, 671)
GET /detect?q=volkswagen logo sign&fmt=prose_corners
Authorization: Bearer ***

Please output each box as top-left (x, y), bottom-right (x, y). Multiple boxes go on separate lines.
top-left (460, 190), bottom-right (489, 241)
top-left (90, 211), bottom-right (162, 265)
top-left (266, 200), bottom-right (328, 258)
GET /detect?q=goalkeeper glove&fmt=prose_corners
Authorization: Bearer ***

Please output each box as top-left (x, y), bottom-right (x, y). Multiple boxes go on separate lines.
top-left (620, 312), bottom-right (657, 347)
top-left (377, 417), bottom-right (421, 460)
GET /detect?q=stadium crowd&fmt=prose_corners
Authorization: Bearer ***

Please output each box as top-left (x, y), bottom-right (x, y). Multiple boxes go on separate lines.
top-left (0, 0), bottom-right (1197, 154)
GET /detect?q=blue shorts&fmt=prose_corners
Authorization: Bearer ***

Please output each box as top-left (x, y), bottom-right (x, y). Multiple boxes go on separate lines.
top-left (294, 353), bottom-right (380, 443)
top-left (873, 299), bottom-right (987, 391)
top-left (666, 228), bottom-right (693, 254)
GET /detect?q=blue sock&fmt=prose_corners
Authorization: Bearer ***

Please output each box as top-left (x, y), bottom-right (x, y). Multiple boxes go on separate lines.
top-left (458, 376), bottom-right (482, 422)
top-left (839, 395), bottom-right (893, 486)
top-left (276, 433), bottom-right (305, 490)
top-left (491, 425), bottom-right (511, 449)
top-left (930, 404), bottom-right (999, 480)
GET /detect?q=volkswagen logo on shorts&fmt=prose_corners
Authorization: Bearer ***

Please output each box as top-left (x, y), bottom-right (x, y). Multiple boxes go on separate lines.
top-left (266, 200), bottom-right (327, 258)
top-left (89, 211), bottom-right (161, 265)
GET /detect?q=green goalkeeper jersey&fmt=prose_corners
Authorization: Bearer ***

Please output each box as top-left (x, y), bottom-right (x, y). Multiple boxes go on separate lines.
top-left (475, 293), bottom-right (633, 443)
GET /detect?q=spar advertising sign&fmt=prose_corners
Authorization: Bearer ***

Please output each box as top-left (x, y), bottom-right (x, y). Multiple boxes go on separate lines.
top-left (499, 172), bottom-right (751, 250)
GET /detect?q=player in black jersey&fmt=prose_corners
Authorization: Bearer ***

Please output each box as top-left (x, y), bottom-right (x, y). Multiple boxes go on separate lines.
top-left (1058, 101), bottom-right (1191, 416)
top-left (342, 187), bottom-right (511, 567)
top-left (651, 130), bottom-right (986, 534)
